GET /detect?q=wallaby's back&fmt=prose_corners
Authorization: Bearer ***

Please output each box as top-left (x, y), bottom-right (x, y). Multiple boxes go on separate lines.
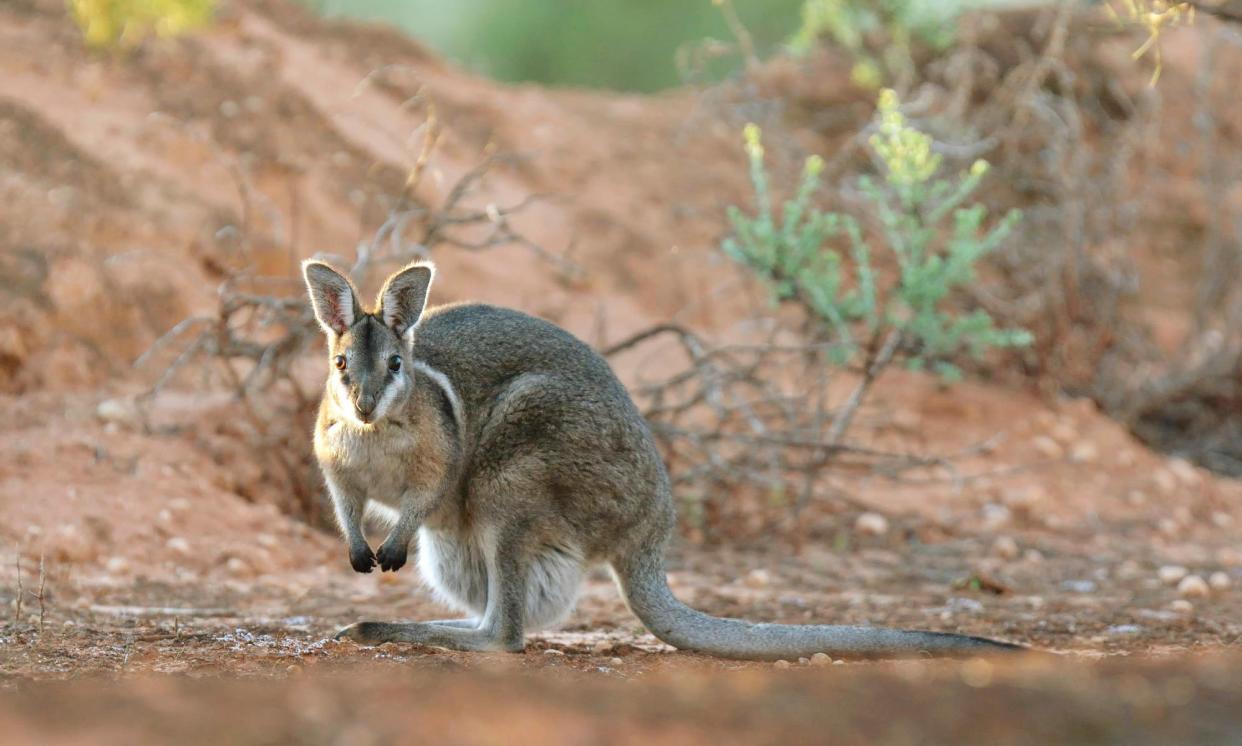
top-left (412, 303), bottom-right (673, 559)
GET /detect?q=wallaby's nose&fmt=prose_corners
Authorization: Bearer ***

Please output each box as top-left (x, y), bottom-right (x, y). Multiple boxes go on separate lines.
top-left (355, 396), bottom-right (376, 421)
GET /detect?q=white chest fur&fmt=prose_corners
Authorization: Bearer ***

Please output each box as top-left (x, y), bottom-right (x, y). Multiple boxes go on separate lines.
top-left (316, 420), bottom-right (420, 505)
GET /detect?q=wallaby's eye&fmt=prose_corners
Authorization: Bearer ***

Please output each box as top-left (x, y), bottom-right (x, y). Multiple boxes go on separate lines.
top-left (388, 355), bottom-right (402, 373)
top-left (333, 355), bottom-right (347, 371)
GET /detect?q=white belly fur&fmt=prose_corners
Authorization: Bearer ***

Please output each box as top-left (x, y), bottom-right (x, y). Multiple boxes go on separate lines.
top-left (416, 526), bottom-right (585, 631)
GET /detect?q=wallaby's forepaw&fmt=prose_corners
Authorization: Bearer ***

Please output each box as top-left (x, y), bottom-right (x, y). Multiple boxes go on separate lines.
top-left (375, 539), bottom-right (408, 572)
top-left (349, 544), bottom-right (377, 573)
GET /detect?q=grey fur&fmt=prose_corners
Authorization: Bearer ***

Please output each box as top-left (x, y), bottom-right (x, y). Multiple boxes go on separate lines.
top-left (304, 260), bottom-right (1024, 660)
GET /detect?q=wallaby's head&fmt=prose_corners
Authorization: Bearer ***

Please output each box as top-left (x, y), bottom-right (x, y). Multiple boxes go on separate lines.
top-left (303, 260), bottom-right (435, 426)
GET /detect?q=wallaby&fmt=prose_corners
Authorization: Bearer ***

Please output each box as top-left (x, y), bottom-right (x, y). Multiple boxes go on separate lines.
top-left (304, 259), bottom-right (1023, 660)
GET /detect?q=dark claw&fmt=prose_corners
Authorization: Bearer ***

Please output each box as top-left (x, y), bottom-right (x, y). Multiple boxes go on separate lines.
top-left (375, 540), bottom-right (407, 572)
top-left (349, 544), bottom-right (376, 574)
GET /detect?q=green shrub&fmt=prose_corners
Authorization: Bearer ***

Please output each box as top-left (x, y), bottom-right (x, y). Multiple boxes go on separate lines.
top-left (723, 88), bottom-right (1031, 381)
top-left (70, 0), bottom-right (214, 48)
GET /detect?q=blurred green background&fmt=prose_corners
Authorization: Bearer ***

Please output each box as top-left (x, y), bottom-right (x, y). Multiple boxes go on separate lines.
top-left (298, 0), bottom-right (807, 92)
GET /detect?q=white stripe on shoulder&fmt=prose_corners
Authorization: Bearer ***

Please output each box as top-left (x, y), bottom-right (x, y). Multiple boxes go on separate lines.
top-left (412, 360), bottom-right (464, 430)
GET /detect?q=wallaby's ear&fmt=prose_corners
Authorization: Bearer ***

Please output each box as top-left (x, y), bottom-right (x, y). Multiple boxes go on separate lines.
top-left (303, 261), bottom-right (359, 336)
top-left (377, 261), bottom-right (435, 339)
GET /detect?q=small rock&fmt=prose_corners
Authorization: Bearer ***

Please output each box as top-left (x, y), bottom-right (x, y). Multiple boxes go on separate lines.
top-left (1208, 572), bottom-right (1231, 591)
top-left (774, 659), bottom-right (791, 669)
top-left (991, 536), bottom-right (1020, 560)
top-left (1168, 458), bottom-right (1200, 486)
top-left (981, 503), bottom-right (1012, 531)
top-left (1158, 565), bottom-right (1189, 585)
top-left (833, 659), bottom-right (845, 665)
top-left (744, 568), bottom-right (772, 588)
top-left (1126, 490), bottom-right (1148, 506)
top-left (1177, 575), bottom-right (1210, 598)
top-left (104, 556), bottom-right (130, 575)
top-left (166, 537), bottom-right (191, 556)
top-left (1032, 436), bottom-right (1064, 459)
top-left (1061, 580), bottom-right (1096, 594)
top-left (168, 498), bottom-right (191, 514)
top-left (798, 657), bottom-right (810, 666)
top-left (1153, 469), bottom-right (1178, 495)
top-left (608, 657), bottom-right (623, 666)
top-left (1211, 512), bottom-right (1234, 528)
top-left (1068, 441), bottom-right (1099, 464)
top-left (1217, 548), bottom-right (1242, 567)
top-left (948, 597), bottom-right (985, 614)
top-left (1157, 518), bottom-right (1180, 537)
top-left (1023, 549), bottom-right (1044, 563)
top-left (1105, 624), bottom-right (1142, 636)
top-left (1169, 599), bottom-right (1195, 614)
top-left (225, 557), bottom-right (252, 578)
top-left (96, 398), bottom-right (137, 426)
top-left (810, 652), bottom-right (831, 667)
top-left (286, 664), bottom-right (303, 676)
top-left (256, 533), bottom-right (279, 549)
top-left (543, 648), bottom-right (565, 657)
top-left (854, 512), bottom-right (889, 537)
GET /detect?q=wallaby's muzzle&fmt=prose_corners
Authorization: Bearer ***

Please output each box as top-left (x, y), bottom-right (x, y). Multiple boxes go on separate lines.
top-left (355, 395), bottom-right (377, 422)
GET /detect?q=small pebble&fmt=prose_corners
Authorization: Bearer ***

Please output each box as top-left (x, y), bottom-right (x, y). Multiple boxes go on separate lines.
top-left (1158, 565), bottom-right (1188, 585)
top-left (1177, 575), bottom-right (1209, 598)
top-left (1169, 599), bottom-right (1194, 614)
top-left (608, 657), bottom-right (623, 666)
top-left (854, 512), bottom-right (889, 537)
top-left (774, 659), bottom-right (791, 669)
top-left (798, 657), bottom-right (810, 666)
top-left (1208, 571), bottom-right (1231, 591)
top-left (991, 536), bottom-right (1019, 560)
top-left (1153, 469), bottom-right (1178, 494)
top-left (105, 556), bottom-right (130, 574)
top-left (591, 641), bottom-right (613, 655)
top-left (810, 652), bottom-right (831, 667)
top-left (981, 504), bottom-right (1012, 531)
top-left (1168, 458), bottom-right (1200, 485)
top-left (1069, 441), bottom-right (1099, 463)
top-left (1032, 436), bottom-right (1063, 459)
top-left (543, 648), bottom-right (565, 656)
top-left (166, 537), bottom-right (191, 556)
top-left (744, 569), bottom-right (772, 588)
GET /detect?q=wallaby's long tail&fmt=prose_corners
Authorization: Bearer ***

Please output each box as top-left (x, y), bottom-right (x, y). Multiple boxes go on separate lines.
top-left (612, 553), bottom-right (1024, 661)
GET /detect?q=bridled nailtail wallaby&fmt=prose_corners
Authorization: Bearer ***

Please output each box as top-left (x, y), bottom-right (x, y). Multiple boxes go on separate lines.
top-left (303, 259), bottom-right (1023, 660)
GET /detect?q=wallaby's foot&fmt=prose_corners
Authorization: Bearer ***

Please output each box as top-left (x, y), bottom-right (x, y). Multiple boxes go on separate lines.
top-left (334, 620), bottom-right (524, 652)
top-left (375, 538), bottom-right (408, 572)
top-left (348, 544), bottom-right (377, 574)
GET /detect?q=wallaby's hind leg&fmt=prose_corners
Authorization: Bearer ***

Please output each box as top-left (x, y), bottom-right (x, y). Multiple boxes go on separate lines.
top-left (335, 525), bottom-right (532, 651)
